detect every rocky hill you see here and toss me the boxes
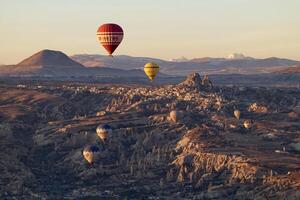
[0,50,87,76]
[17,49,85,68]
[0,73,300,199]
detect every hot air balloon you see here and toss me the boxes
[83,145,100,164]
[234,109,241,120]
[144,62,159,81]
[170,110,180,123]
[96,23,124,56]
[96,124,112,142]
[243,119,253,129]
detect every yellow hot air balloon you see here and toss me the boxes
[234,109,241,120]
[144,62,159,81]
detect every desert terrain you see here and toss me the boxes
[1,73,300,199]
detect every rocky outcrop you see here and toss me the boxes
[179,73,202,88]
[171,130,265,189]
[178,73,213,91]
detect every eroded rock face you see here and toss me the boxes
[0,74,300,199]
[179,73,213,91]
[179,72,202,89]
[248,103,268,113]
[202,75,213,89]
[171,129,264,189]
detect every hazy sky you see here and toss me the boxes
[1,0,300,64]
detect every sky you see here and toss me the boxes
[0,0,300,64]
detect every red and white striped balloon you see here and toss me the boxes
[96,23,124,56]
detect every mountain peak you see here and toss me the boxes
[17,49,84,67]
[170,56,189,62]
[226,53,253,60]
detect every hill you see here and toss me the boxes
[0,50,153,78]
[17,49,84,68]
[0,50,87,76]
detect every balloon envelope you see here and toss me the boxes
[234,110,241,119]
[144,62,159,81]
[96,124,112,142]
[170,110,180,123]
[96,23,124,56]
[243,120,253,129]
[83,145,100,164]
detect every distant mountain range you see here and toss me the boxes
[72,54,300,75]
[0,50,299,79]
